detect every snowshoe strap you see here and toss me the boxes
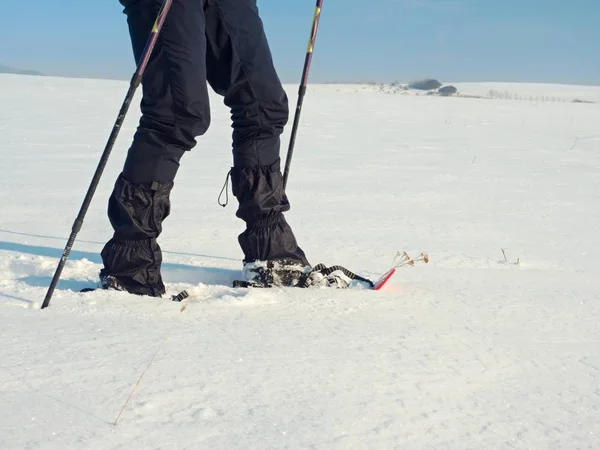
[172,290,189,302]
[306,263,374,288]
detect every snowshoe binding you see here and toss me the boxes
[232,261,374,289]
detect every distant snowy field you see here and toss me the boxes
[351,80,600,104]
[451,81,600,102]
[1,74,599,449]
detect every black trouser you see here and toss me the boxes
[101,0,308,295]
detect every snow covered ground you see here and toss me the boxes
[450,82,600,103]
[363,80,600,104]
[1,74,600,449]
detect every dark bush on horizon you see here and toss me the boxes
[408,78,442,90]
[438,85,458,96]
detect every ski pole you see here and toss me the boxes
[282,0,324,190]
[41,0,174,309]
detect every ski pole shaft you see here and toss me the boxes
[283,0,324,190]
[41,0,174,309]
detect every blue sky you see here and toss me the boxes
[0,0,598,85]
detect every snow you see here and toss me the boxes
[1,73,600,449]
[450,82,600,103]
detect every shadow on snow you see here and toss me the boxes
[0,241,241,294]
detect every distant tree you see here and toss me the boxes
[408,78,442,91]
[438,85,458,96]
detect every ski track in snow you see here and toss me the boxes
[1,74,600,449]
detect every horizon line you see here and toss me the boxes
[1,71,600,88]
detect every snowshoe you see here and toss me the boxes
[232,261,374,289]
[80,274,164,297]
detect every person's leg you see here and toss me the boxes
[100,0,210,296]
[204,0,310,286]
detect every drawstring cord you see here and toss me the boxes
[218,169,231,207]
